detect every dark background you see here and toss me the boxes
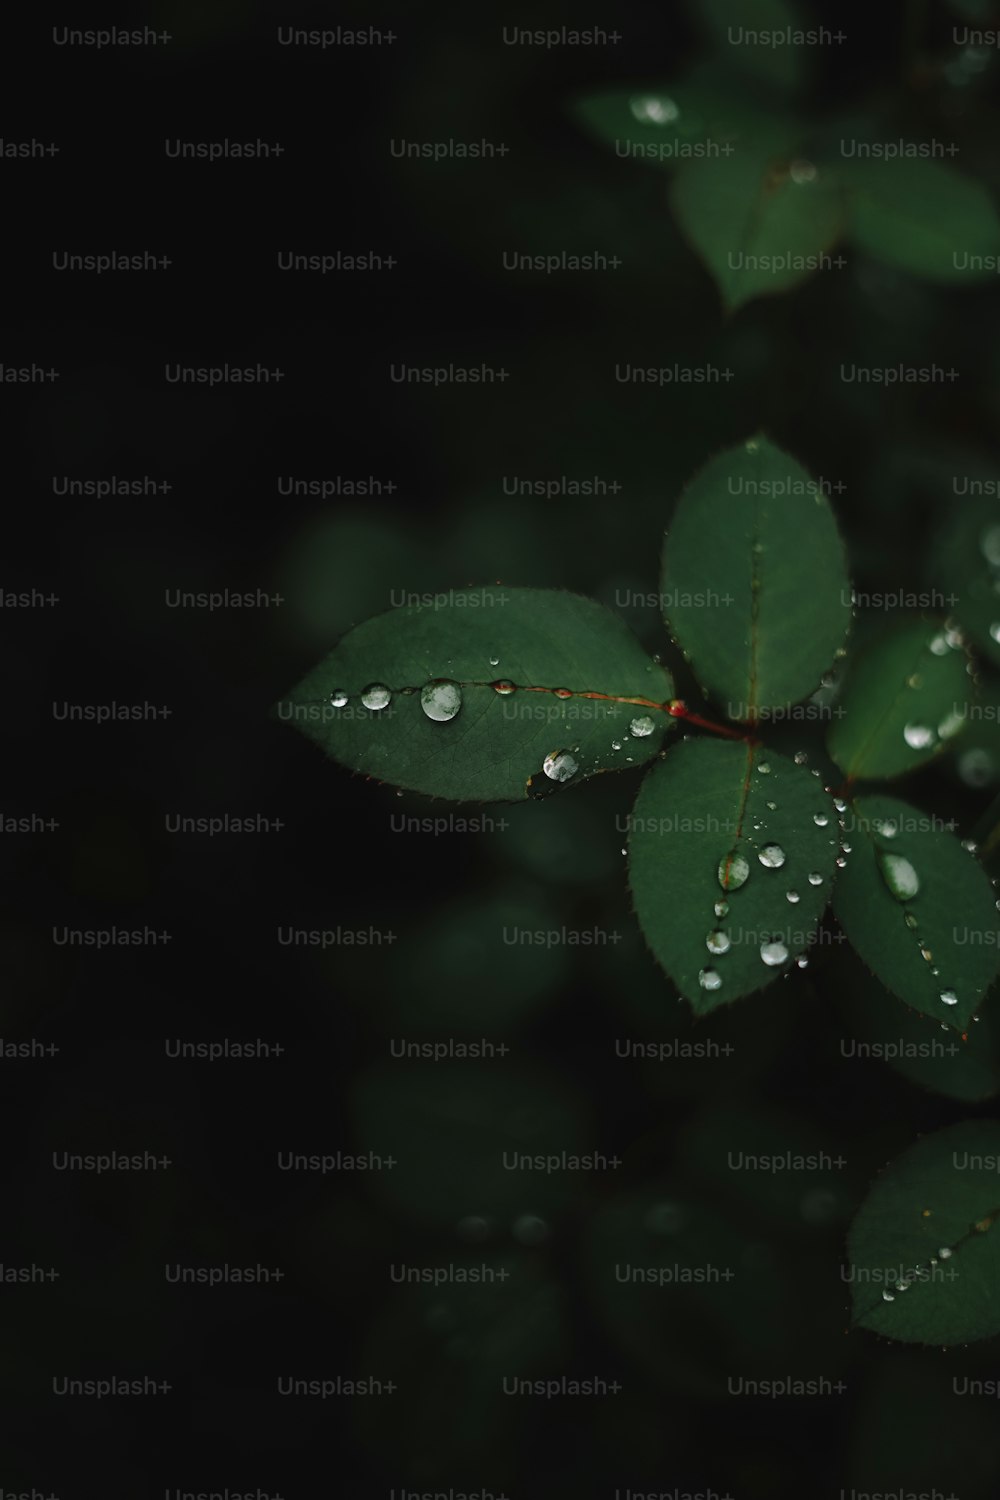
[5,0,1000,1495]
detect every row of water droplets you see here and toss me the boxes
[699,752,846,991]
[881,1238,954,1303]
[328,673,656,785]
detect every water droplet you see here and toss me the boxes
[877,819,898,839]
[761,939,789,967]
[904,723,935,750]
[718,852,750,890]
[938,708,965,740]
[766,800,777,811]
[904,911,919,930]
[834,797,847,813]
[758,762,771,774]
[492,680,516,695]
[554,687,573,700]
[895,1279,911,1293]
[699,968,722,991]
[907,673,923,689]
[938,1246,953,1260]
[814,812,830,827]
[882,1288,895,1302]
[961,838,978,853]
[790,158,818,184]
[630,715,655,738]
[940,990,959,1006]
[796,955,810,969]
[706,930,731,955]
[794,750,809,765]
[920,946,933,963]
[981,523,1000,565]
[807,872,823,886]
[329,690,348,708]
[841,842,852,854]
[758,844,786,869]
[959,748,994,788]
[929,632,950,656]
[611,739,622,752]
[629,94,679,125]
[543,750,578,782]
[714,900,729,918]
[835,856,847,868]
[489,655,500,667]
[786,890,800,904]
[877,851,920,901]
[361,683,391,711]
[420,679,463,722]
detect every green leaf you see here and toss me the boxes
[686,0,806,93]
[661,436,851,716]
[827,617,972,781]
[834,950,1000,1103]
[843,156,1000,282]
[931,495,1000,668]
[627,738,838,1011]
[833,794,1000,1030]
[670,151,845,311]
[279,587,673,802]
[847,1120,1000,1344]
[571,75,796,169]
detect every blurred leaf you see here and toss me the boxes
[843,156,1000,282]
[572,74,796,166]
[670,151,845,311]
[827,617,972,780]
[833,794,1000,1029]
[931,494,1000,668]
[661,436,851,713]
[847,1120,1000,1344]
[628,739,838,1010]
[280,588,673,801]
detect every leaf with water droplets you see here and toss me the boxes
[628,739,838,1012]
[847,1121,1000,1344]
[661,437,851,717]
[842,156,1000,283]
[279,588,674,801]
[827,618,971,781]
[670,149,845,312]
[833,794,1000,1030]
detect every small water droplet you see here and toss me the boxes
[361,683,391,711]
[330,689,348,708]
[940,990,959,1006]
[758,762,771,774]
[629,94,679,125]
[761,939,789,967]
[835,855,847,867]
[758,844,786,869]
[706,930,731,955]
[714,900,729,918]
[938,1247,953,1260]
[807,872,823,886]
[929,632,950,656]
[796,955,809,969]
[699,968,722,991]
[877,851,921,901]
[961,838,978,853]
[492,680,516,695]
[421,679,463,723]
[920,946,933,963]
[841,842,852,854]
[766,800,777,811]
[718,852,750,890]
[907,672,923,689]
[630,715,655,738]
[904,723,935,750]
[814,812,830,827]
[790,158,818,184]
[543,750,578,783]
[882,1288,895,1302]
[489,655,500,667]
[786,890,800,904]
[834,797,848,813]
[904,911,919,930]
[553,687,573,700]
[895,1279,911,1293]
[794,750,809,765]
[877,819,898,839]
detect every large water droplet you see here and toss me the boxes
[904,723,935,750]
[706,930,731,955]
[761,940,789,967]
[718,852,750,890]
[807,872,823,886]
[421,679,463,722]
[813,812,829,827]
[361,683,391,710]
[630,715,655,738]
[492,680,516,695]
[699,968,722,991]
[940,990,959,1006]
[878,851,920,901]
[543,750,578,783]
[330,690,348,708]
[786,890,800,904]
[758,844,786,868]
